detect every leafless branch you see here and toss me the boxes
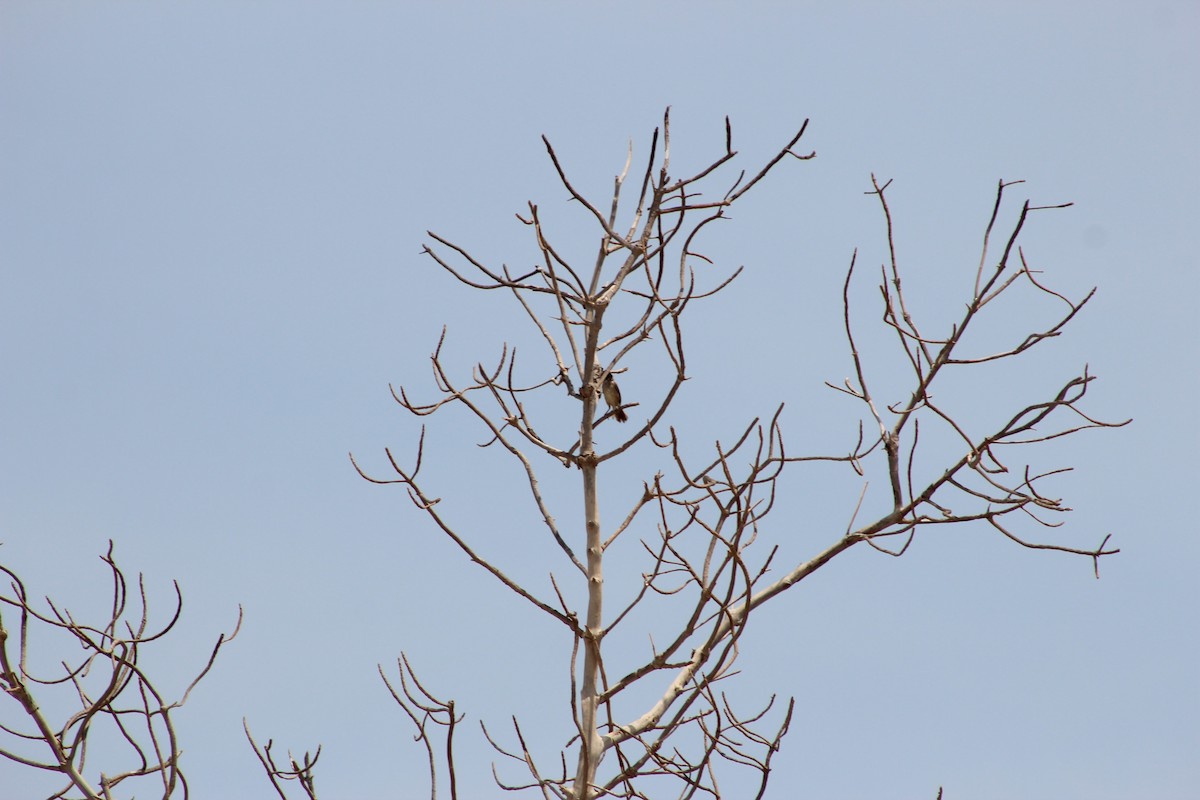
[0,543,239,800]
[245,722,322,800]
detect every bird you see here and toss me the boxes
[602,372,628,423]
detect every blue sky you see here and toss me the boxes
[1,2,1196,798]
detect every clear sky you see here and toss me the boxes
[1,2,1196,798]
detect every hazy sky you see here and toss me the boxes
[2,3,1197,799]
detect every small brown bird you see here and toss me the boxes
[602,372,628,423]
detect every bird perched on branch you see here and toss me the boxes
[602,372,628,423]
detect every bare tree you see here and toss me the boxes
[0,113,1127,800]
[334,110,1129,799]
[0,541,240,800]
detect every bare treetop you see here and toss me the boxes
[342,110,1125,799]
[0,105,1135,799]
